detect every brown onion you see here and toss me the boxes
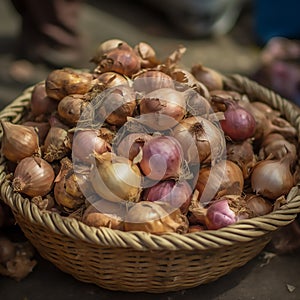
[115,132,152,161]
[139,88,186,130]
[140,135,184,181]
[172,116,226,165]
[132,70,174,94]
[124,201,189,234]
[57,94,87,126]
[54,159,85,210]
[196,160,244,205]
[82,199,127,230]
[244,194,273,216]
[30,82,58,116]
[12,156,55,197]
[1,121,40,163]
[142,179,192,214]
[96,71,131,89]
[251,155,295,200]
[43,127,72,162]
[191,64,223,91]
[226,140,256,179]
[97,43,141,77]
[45,68,94,101]
[98,85,137,126]
[22,121,50,145]
[133,42,159,68]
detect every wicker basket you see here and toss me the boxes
[1,75,300,293]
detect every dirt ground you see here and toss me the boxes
[0,1,300,299]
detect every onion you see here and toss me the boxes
[214,98,256,141]
[251,155,295,200]
[195,160,244,205]
[72,129,111,164]
[12,156,55,197]
[244,194,273,216]
[139,88,186,130]
[172,116,226,165]
[90,152,142,203]
[205,195,250,230]
[226,140,256,178]
[124,201,189,234]
[133,70,174,93]
[82,198,127,230]
[115,132,152,161]
[30,82,58,117]
[98,85,137,126]
[139,135,184,181]
[191,64,223,91]
[142,179,192,214]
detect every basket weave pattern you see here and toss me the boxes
[1,75,300,293]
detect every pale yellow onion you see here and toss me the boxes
[90,152,142,203]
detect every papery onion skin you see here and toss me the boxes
[12,156,55,197]
[142,180,192,214]
[140,136,184,181]
[1,121,40,163]
[251,157,295,200]
[139,88,186,130]
[196,160,244,204]
[244,194,273,216]
[115,132,152,161]
[45,68,94,101]
[91,152,142,203]
[82,199,127,230]
[72,129,111,164]
[172,116,226,165]
[124,201,189,234]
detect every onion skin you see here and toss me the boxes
[12,156,55,197]
[244,194,273,216]
[142,180,192,214]
[82,199,127,230]
[91,152,142,203]
[196,160,244,204]
[124,201,189,234]
[251,156,295,200]
[1,121,40,163]
[140,136,184,181]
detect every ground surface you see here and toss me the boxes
[0,1,300,299]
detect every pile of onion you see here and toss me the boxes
[1,38,298,236]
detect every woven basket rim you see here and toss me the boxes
[1,74,300,251]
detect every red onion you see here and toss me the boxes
[142,180,192,214]
[216,98,256,141]
[139,136,184,181]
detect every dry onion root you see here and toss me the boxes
[1,38,298,235]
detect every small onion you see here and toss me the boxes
[196,160,244,204]
[1,121,40,163]
[124,201,189,234]
[90,152,142,203]
[133,42,159,68]
[172,116,226,165]
[12,156,55,197]
[132,70,174,94]
[96,71,131,89]
[115,132,152,161]
[98,85,137,126]
[72,129,111,164]
[191,64,223,91]
[82,199,127,230]
[45,68,94,101]
[30,82,58,116]
[251,156,295,200]
[216,98,256,142]
[140,136,184,181]
[244,194,273,216]
[142,179,192,214]
[139,88,186,130]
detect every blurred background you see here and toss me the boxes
[0,0,261,109]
